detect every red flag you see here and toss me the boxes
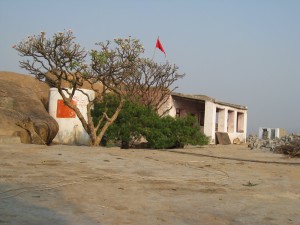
[156,38,166,56]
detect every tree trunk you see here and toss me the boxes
[90,98,125,146]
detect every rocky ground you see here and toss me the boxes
[0,143,300,225]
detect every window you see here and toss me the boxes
[236,112,244,133]
[227,110,234,133]
[215,108,221,131]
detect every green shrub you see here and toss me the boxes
[142,115,209,149]
[92,95,155,148]
[92,95,209,149]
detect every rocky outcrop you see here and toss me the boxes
[0,71,58,144]
[247,134,300,157]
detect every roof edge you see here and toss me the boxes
[171,92,248,110]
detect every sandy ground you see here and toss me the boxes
[0,143,300,225]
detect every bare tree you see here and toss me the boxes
[14,31,184,146]
[123,58,185,115]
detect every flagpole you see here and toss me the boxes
[151,47,156,61]
[152,36,159,60]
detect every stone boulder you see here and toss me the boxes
[0,71,58,144]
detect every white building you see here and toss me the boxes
[48,88,95,145]
[161,92,248,144]
[258,127,286,140]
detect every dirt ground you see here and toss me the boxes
[0,143,300,225]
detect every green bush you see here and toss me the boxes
[106,99,156,148]
[92,95,155,148]
[143,115,209,149]
[92,95,209,149]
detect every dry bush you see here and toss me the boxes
[274,139,300,158]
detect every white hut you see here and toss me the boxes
[49,88,95,145]
[258,127,286,140]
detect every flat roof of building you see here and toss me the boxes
[171,92,248,110]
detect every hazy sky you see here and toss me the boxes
[1,0,299,134]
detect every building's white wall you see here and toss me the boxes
[157,95,175,116]
[49,88,95,145]
[232,111,237,133]
[164,95,176,117]
[204,101,216,143]
[275,128,280,138]
[258,127,284,140]
[243,112,248,138]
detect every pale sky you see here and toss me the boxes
[1,0,299,134]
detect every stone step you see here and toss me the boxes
[0,135,21,144]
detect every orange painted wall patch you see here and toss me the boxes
[56,100,77,118]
